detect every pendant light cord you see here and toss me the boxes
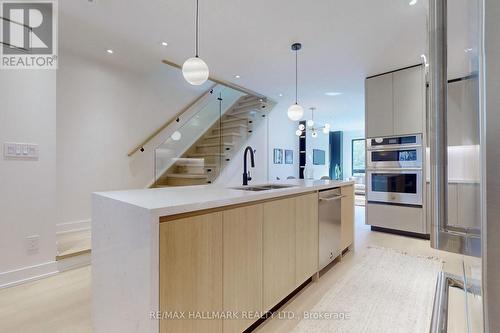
[295,49,298,104]
[195,0,199,57]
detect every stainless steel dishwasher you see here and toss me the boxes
[318,187,343,270]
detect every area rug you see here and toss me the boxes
[291,247,443,333]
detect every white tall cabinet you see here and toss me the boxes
[365,64,427,236]
[365,65,426,138]
[365,73,393,137]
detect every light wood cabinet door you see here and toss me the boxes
[393,66,424,135]
[365,73,394,138]
[223,205,263,333]
[159,213,223,333]
[263,197,296,311]
[295,193,318,287]
[341,185,355,251]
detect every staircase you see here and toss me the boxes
[154,94,269,186]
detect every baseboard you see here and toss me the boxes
[0,261,58,289]
[56,219,91,234]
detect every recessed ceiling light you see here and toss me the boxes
[106,49,114,54]
[234,75,240,79]
[161,41,168,47]
[278,93,283,97]
[409,0,418,5]
[325,92,342,96]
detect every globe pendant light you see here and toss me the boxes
[182,0,209,85]
[287,43,304,121]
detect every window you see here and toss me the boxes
[352,139,365,175]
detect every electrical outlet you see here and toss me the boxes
[26,235,40,254]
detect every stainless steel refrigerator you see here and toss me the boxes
[428,0,499,331]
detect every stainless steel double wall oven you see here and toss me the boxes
[366,134,423,206]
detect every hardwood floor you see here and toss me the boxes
[0,207,475,333]
[254,207,469,333]
[0,265,91,333]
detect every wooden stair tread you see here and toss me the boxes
[229,109,264,117]
[167,173,207,179]
[188,153,228,157]
[241,95,260,101]
[172,157,204,163]
[234,100,262,108]
[56,248,91,261]
[174,162,218,167]
[56,229,91,261]
[196,142,235,147]
[222,118,250,123]
[204,133,242,139]
[213,124,248,130]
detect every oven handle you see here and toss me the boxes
[366,168,423,172]
[367,144,423,151]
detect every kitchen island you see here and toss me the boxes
[91,179,354,333]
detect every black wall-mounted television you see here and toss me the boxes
[313,149,326,165]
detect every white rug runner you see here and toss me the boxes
[292,247,443,333]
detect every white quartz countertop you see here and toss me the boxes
[94,179,354,217]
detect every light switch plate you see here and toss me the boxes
[3,142,39,160]
[26,235,40,254]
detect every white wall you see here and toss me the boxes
[56,49,208,229]
[0,71,57,287]
[306,129,330,179]
[267,103,299,181]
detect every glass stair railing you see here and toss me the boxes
[153,84,271,187]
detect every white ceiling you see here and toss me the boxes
[60,0,433,131]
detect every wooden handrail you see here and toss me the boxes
[127,83,216,156]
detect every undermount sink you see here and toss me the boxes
[258,184,297,190]
[231,184,297,191]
